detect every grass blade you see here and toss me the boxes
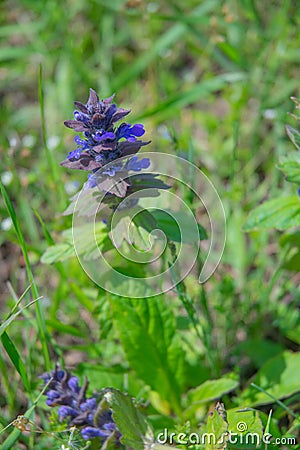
[0,181,51,370]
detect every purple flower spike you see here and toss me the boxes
[62,89,151,190]
[40,365,120,445]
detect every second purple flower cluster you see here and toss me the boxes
[40,366,120,444]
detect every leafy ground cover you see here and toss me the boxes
[0,0,300,449]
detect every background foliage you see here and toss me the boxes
[1,0,300,449]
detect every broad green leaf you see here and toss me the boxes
[41,243,76,263]
[243,196,300,231]
[41,222,111,263]
[104,388,153,450]
[151,209,208,242]
[186,379,239,417]
[187,379,239,405]
[277,152,300,184]
[241,351,300,406]
[286,125,300,151]
[110,297,185,415]
[227,408,263,449]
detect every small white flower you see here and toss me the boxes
[47,135,60,150]
[1,217,13,231]
[263,109,277,120]
[1,171,13,185]
[22,135,35,147]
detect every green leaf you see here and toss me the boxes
[243,196,300,231]
[277,150,300,184]
[241,351,300,406]
[104,388,153,450]
[187,378,239,405]
[205,405,228,450]
[227,408,263,449]
[151,209,208,242]
[286,125,300,151]
[41,222,111,263]
[41,243,76,263]
[110,297,185,415]
[45,319,83,337]
[1,332,30,392]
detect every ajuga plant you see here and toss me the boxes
[38,366,172,450]
[41,89,171,265]
[61,89,169,211]
[40,366,120,445]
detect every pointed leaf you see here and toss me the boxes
[205,406,228,450]
[73,101,89,113]
[118,140,151,157]
[87,88,99,107]
[110,297,185,414]
[1,332,30,391]
[241,351,300,406]
[60,153,101,171]
[41,243,75,263]
[104,388,153,450]
[243,196,300,231]
[187,378,239,405]
[64,120,88,132]
[112,108,131,122]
